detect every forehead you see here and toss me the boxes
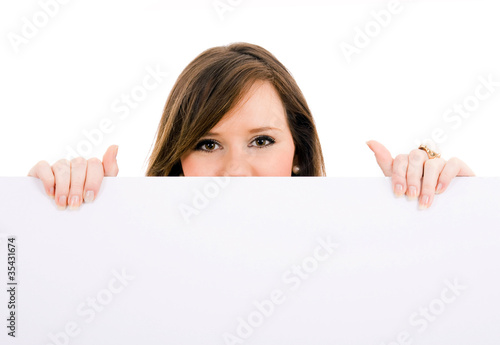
[209,80,287,133]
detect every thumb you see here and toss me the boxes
[366,140,393,177]
[103,145,119,176]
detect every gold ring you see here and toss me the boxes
[419,145,441,159]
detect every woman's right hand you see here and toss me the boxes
[28,145,119,210]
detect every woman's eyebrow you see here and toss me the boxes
[248,126,282,134]
[204,127,281,137]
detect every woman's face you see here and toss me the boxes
[180,80,296,176]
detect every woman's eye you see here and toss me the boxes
[250,136,275,148]
[194,140,220,152]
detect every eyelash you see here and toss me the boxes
[194,135,276,153]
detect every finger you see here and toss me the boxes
[68,157,88,210]
[391,154,409,197]
[406,149,428,200]
[436,157,475,194]
[103,145,119,177]
[366,140,393,177]
[83,158,105,203]
[419,158,446,209]
[28,160,55,198]
[51,159,71,210]
[455,159,475,176]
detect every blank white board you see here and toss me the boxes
[0,177,499,345]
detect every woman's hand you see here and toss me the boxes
[27,145,119,210]
[366,140,474,209]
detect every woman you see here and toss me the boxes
[28,42,474,210]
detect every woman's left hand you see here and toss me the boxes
[366,140,475,209]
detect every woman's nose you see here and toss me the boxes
[219,150,254,177]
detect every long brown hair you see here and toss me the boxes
[146,42,325,176]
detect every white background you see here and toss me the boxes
[1,0,499,177]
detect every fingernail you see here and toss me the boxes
[394,184,404,197]
[84,190,94,203]
[419,195,430,210]
[115,146,119,159]
[49,187,55,199]
[408,186,417,200]
[436,183,443,194]
[69,196,80,210]
[57,195,67,210]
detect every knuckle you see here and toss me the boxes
[439,169,453,181]
[43,173,55,184]
[420,180,433,189]
[87,157,101,165]
[423,158,437,170]
[52,160,70,175]
[69,182,84,192]
[447,157,462,166]
[36,160,50,168]
[71,157,87,166]
[393,166,406,179]
[29,161,49,177]
[394,154,408,164]
[87,174,103,185]
[52,164,70,177]
[54,158,70,167]
[421,186,435,195]
[409,149,425,162]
